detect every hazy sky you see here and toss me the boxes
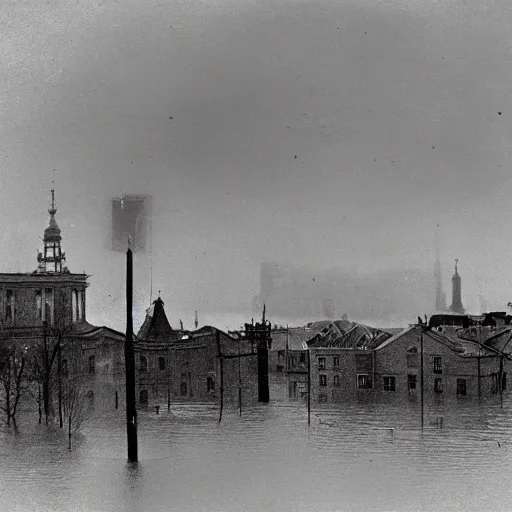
[2,0,512,330]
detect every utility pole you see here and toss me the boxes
[307,348,311,426]
[125,243,138,462]
[245,307,271,403]
[420,328,424,430]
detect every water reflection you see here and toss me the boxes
[1,400,512,511]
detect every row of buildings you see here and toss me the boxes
[0,190,510,420]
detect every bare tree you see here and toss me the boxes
[29,322,72,425]
[0,343,28,427]
[62,380,91,450]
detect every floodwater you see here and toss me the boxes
[1,398,512,512]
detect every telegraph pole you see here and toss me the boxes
[125,242,138,462]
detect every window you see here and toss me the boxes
[72,289,84,322]
[140,356,148,373]
[319,374,327,387]
[180,381,187,396]
[408,374,417,391]
[277,350,285,363]
[88,355,96,374]
[357,374,372,389]
[5,290,14,323]
[434,378,443,394]
[333,375,340,387]
[299,352,306,364]
[207,376,215,393]
[456,379,467,396]
[36,290,42,320]
[318,357,326,370]
[140,389,148,404]
[158,357,165,370]
[383,376,396,392]
[62,359,68,377]
[318,393,328,403]
[433,356,443,374]
[44,288,53,324]
[333,356,340,368]
[491,372,507,394]
[407,347,419,368]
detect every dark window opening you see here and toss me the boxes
[158,357,165,370]
[140,356,148,373]
[383,376,396,392]
[5,290,14,323]
[456,379,467,396]
[333,356,340,368]
[140,389,148,404]
[180,382,187,396]
[88,355,96,374]
[434,378,443,394]
[319,374,327,387]
[408,374,417,391]
[333,375,340,387]
[318,357,326,370]
[433,356,443,374]
[357,374,372,389]
[207,376,215,393]
[299,353,306,364]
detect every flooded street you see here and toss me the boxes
[1,399,511,512]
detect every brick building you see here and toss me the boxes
[135,297,260,407]
[0,188,125,416]
[308,320,508,405]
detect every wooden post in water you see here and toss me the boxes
[238,336,242,417]
[420,329,424,430]
[125,244,138,462]
[477,349,481,400]
[115,391,118,410]
[58,341,63,429]
[217,330,224,424]
[307,348,311,426]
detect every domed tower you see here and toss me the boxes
[36,186,67,274]
[449,259,465,314]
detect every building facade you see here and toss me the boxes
[0,189,125,417]
[135,297,261,408]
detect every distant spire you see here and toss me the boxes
[450,258,464,314]
[434,224,446,312]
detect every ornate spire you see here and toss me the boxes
[36,184,67,273]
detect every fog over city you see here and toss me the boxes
[2,0,512,332]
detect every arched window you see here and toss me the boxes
[158,357,166,371]
[140,356,148,373]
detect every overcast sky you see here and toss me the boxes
[2,0,512,330]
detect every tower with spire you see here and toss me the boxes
[434,225,447,312]
[36,185,67,274]
[449,259,465,314]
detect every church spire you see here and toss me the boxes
[434,224,446,312]
[36,184,67,273]
[449,258,464,314]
